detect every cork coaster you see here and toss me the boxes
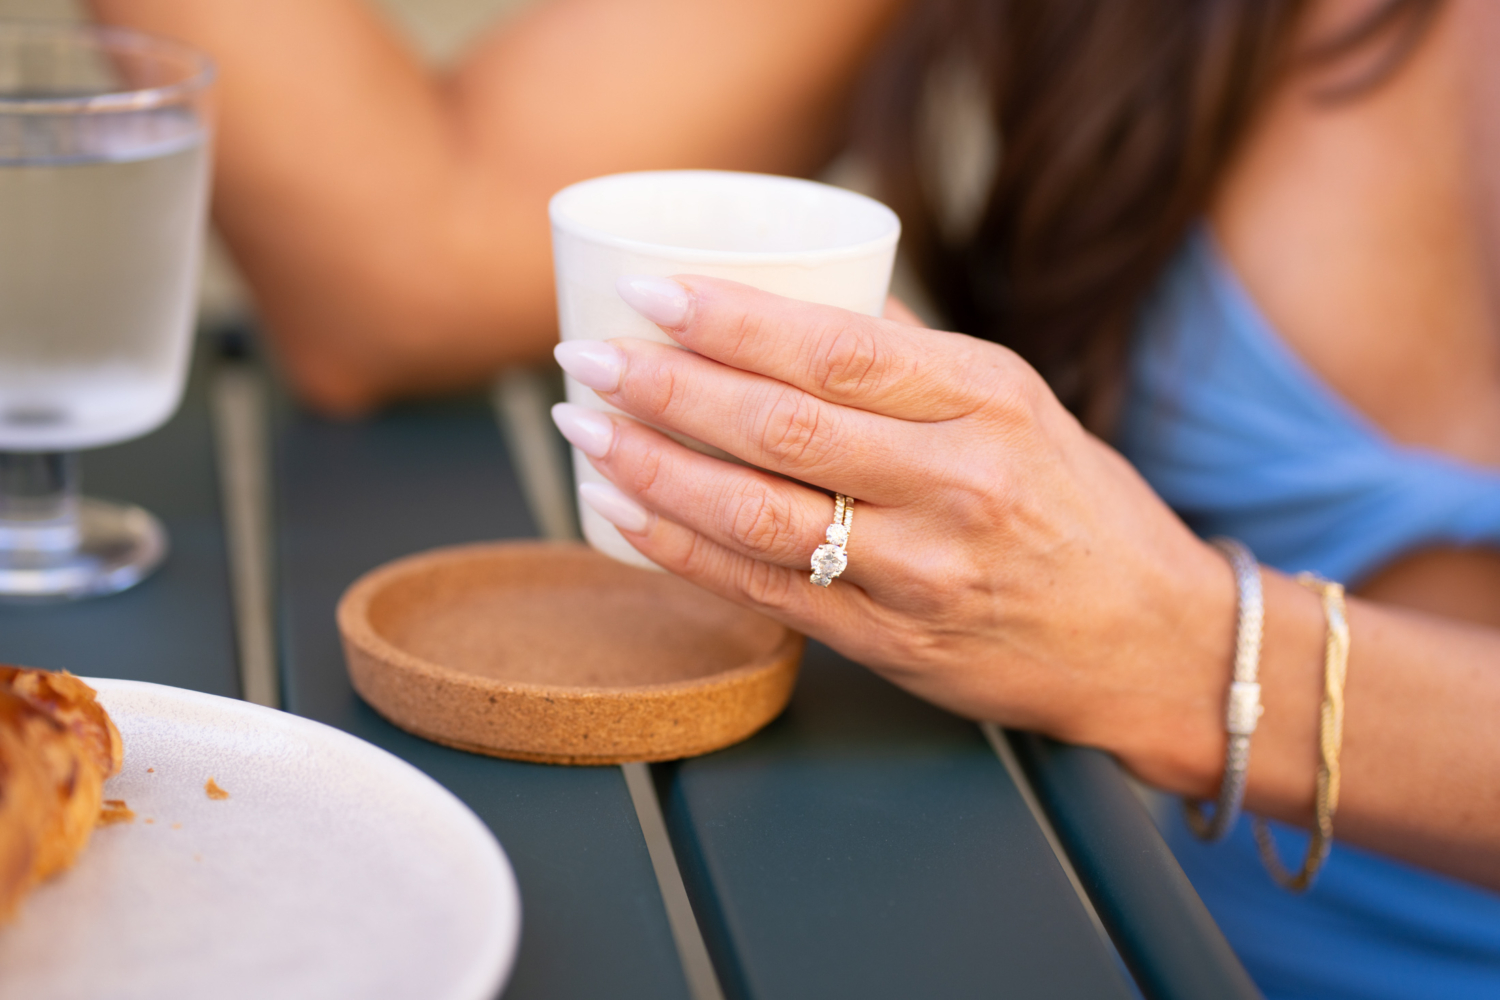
[337,541,803,765]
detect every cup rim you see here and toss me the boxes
[0,22,215,115]
[549,169,901,264]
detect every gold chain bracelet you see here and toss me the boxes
[1253,572,1350,892]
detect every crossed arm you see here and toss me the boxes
[87,0,906,413]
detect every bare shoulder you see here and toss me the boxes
[1211,0,1500,468]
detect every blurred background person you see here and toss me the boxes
[79,0,910,414]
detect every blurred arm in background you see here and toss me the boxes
[87,0,908,413]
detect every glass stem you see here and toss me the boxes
[0,452,81,556]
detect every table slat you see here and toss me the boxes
[659,641,1138,1000]
[1008,735,1260,1000]
[271,395,692,1000]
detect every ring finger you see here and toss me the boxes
[553,402,883,585]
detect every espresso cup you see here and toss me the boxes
[549,169,900,569]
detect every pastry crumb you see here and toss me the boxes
[204,777,229,800]
[98,800,135,825]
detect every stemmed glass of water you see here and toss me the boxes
[0,24,212,599]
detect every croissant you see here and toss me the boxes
[0,668,123,921]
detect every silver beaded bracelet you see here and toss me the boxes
[1183,537,1265,842]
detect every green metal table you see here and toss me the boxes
[0,339,1259,1000]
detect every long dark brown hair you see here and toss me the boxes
[860,0,1441,421]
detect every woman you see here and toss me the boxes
[92,1,1500,996]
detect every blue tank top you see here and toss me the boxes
[1117,228,1500,1000]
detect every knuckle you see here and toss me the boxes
[726,309,768,361]
[737,557,796,611]
[811,318,885,396]
[945,477,1007,531]
[618,438,668,499]
[859,609,950,677]
[637,359,688,423]
[889,626,942,669]
[755,387,837,469]
[676,529,717,580]
[982,353,1048,423]
[725,484,799,557]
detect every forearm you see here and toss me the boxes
[1332,597,1500,885]
[1124,558,1500,889]
[88,0,906,413]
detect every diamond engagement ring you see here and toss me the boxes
[809,494,854,588]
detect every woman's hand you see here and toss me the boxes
[551,274,1500,891]
[551,275,1235,790]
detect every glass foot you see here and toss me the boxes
[0,497,167,600]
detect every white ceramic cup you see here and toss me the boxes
[549,169,901,569]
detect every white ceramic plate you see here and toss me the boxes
[0,679,521,1000]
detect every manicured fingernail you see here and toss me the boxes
[579,481,652,534]
[550,403,614,459]
[554,340,623,392]
[617,275,690,329]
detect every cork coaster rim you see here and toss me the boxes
[365,711,773,766]
[336,540,801,701]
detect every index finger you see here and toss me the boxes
[616,274,1011,420]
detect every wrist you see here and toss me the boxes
[1097,535,1240,798]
